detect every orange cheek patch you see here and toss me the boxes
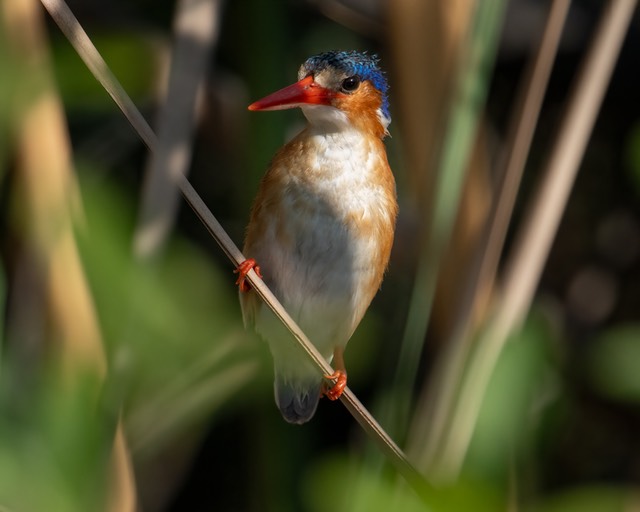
[334,82,386,138]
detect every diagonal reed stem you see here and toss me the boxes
[38,0,432,499]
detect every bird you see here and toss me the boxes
[236,50,398,424]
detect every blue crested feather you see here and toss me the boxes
[303,50,390,121]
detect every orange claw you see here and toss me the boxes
[322,369,347,401]
[234,258,262,292]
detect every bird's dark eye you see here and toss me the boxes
[341,76,360,93]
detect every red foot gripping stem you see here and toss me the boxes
[322,369,347,401]
[234,258,262,292]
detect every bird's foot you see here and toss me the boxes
[322,370,347,401]
[234,258,262,292]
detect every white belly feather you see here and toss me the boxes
[244,127,395,381]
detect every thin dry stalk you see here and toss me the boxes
[134,0,222,260]
[394,0,507,458]
[389,0,472,210]
[408,0,571,473]
[39,0,432,499]
[434,0,637,481]
[384,0,477,442]
[499,0,637,331]
[4,0,136,509]
[480,0,571,298]
[109,422,138,512]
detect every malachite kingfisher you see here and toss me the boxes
[236,50,398,424]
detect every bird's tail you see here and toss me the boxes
[274,373,321,425]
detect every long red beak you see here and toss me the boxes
[248,75,335,111]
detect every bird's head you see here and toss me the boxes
[248,50,390,139]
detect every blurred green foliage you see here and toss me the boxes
[0,171,261,510]
[304,451,503,512]
[52,32,157,111]
[0,364,108,511]
[586,324,640,403]
[466,314,558,482]
[1,1,639,511]
[75,173,260,459]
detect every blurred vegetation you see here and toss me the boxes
[1,0,639,511]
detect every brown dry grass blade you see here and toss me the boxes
[4,0,136,509]
[134,0,222,260]
[430,0,638,482]
[407,0,572,476]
